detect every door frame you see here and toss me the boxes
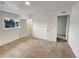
[57,15,70,42]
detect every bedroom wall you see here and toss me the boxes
[27,19,32,35]
[0,11,32,46]
[19,19,32,38]
[68,2,79,57]
[0,11,20,46]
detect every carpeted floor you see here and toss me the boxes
[0,36,75,58]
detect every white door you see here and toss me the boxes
[47,15,57,42]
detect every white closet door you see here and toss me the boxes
[47,15,57,42]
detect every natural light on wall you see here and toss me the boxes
[27,19,32,33]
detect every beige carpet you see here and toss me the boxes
[0,36,75,58]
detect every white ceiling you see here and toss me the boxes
[0,1,77,18]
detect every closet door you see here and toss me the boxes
[47,15,57,42]
[32,15,47,40]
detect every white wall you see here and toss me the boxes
[66,15,70,39]
[0,11,32,46]
[0,11,20,46]
[19,19,32,38]
[27,19,32,35]
[68,2,79,57]
[19,19,27,37]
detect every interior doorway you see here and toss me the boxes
[57,15,70,42]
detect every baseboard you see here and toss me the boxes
[32,37,55,42]
[68,42,76,58]
[0,34,32,46]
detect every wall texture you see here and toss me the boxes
[0,11,32,46]
[19,19,32,38]
[68,2,79,57]
[0,11,20,46]
[27,19,32,35]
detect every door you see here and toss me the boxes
[47,16,57,42]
